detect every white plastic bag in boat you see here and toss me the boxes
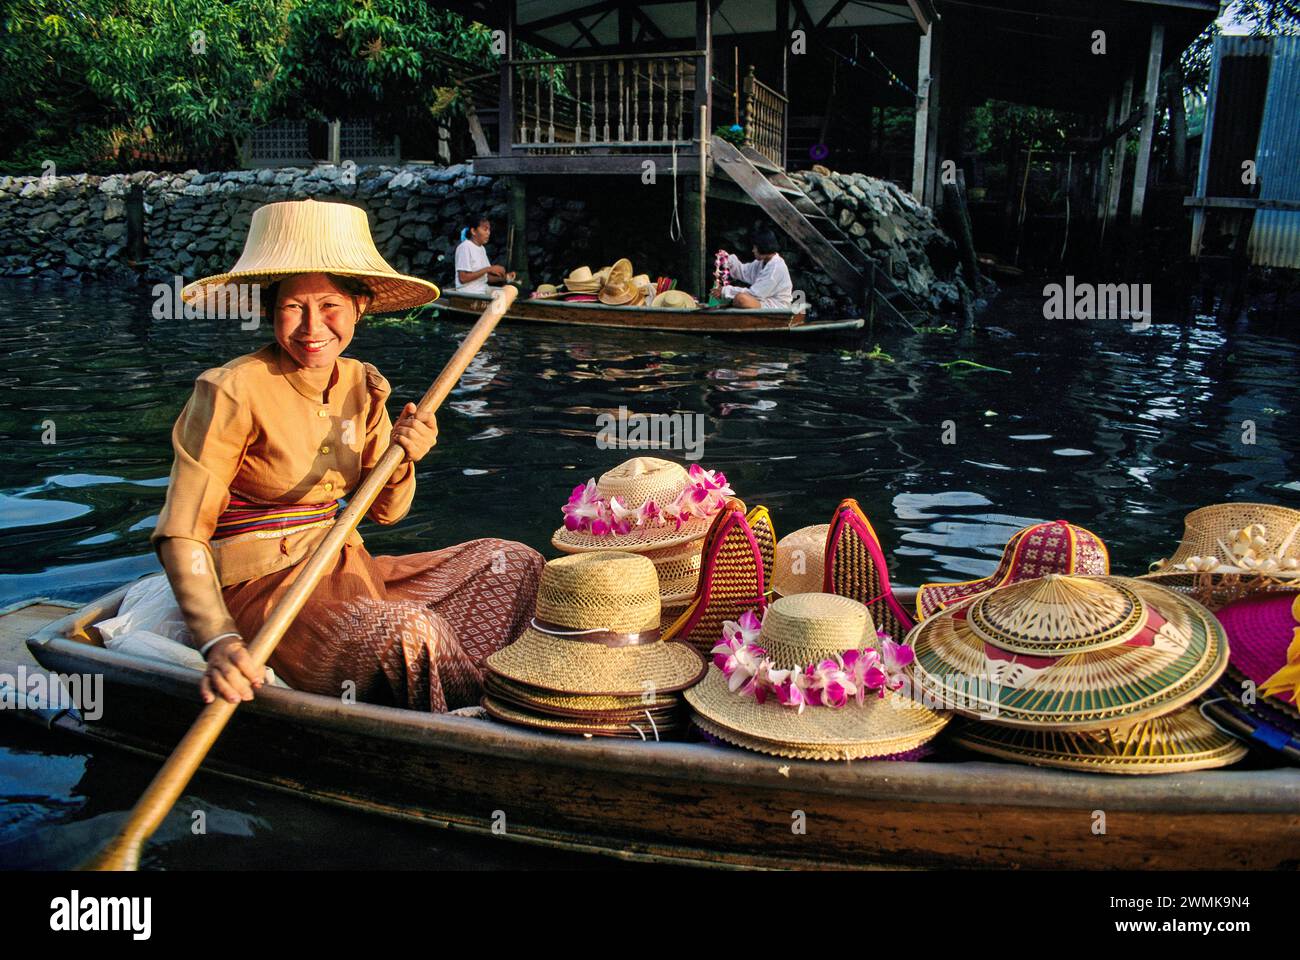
[94,574,288,687]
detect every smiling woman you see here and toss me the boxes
[153,199,543,712]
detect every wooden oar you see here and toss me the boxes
[84,285,518,871]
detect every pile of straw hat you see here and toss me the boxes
[685,592,949,760]
[553,457,731,621]
[483,552,704,738]
[909,573,1245,773]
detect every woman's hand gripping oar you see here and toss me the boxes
[84,286,517,871]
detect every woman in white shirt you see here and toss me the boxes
[713,226,793,310]
[454,215,514,293]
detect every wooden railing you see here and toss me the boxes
[507,51,703,150]
[743,66,788,169]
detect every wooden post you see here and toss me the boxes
[327,120,341,165]
[924,21,943,207]
[1130,21,1165,222]
[498,2,515,155]
[1096,90,1117,220]
[1107,60,1135,222]
[693,0,712,132]
[507,177,529,289]
[911,27,932,201]
[687,0,711,297]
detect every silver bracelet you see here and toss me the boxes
[200,632,242,658]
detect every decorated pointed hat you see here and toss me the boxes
[485,551,704,697]
[916,519,1109,621]
[950,704,1248,774]
[684,593,949,761]
[908,574,1228,731]
[552,457,735,553]
[180,199,440,314]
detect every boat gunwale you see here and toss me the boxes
[25,596,1300,816]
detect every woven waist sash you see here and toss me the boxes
[213,495,340,541]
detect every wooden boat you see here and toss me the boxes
[4,588,1299,870]
[436,290,865,336]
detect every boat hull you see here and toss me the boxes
[436,291,864,336]
[21,593,1300,870]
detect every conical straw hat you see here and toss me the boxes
[684,593,949,758]
[772,524,829,597]
[951,705,1248,774]
[552,457,725,553]
[485,551,704,696]
[908,575,1229,731]
[180,199,439,314]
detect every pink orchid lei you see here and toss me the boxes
[711,609,916,714]
[714,249,731,289]
[561,463,734,537]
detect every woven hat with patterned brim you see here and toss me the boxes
[482,696,683,739]
[552,457,734,553]
[916,519,1110,621]
[180,199,440,314]
[684,593,949,761]
[651,289,699,309]
[485,551,704,696]
[950,704,1248,775]
[908,574,1228,731]
[532,283,561,299]
[773,524,829,597]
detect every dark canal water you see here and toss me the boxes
[1,278,1297,867]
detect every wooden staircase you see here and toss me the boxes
[710,136,927,328]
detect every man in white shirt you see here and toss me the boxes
[454,216,514,293]
[714,226,793,309]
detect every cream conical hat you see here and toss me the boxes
[908,575,1229,731]
[180,199,439,314]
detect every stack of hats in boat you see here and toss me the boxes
[558,259,686,307]
[684,591,949,760]
[482,551,705,738]
[552,456,737,625]
[908,568,1246,774]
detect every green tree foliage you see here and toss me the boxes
[2,0,292,172]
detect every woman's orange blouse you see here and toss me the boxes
[152,343,415,586]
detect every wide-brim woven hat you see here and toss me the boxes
[482,696,682,739]
[1212,591,1300,710]
[916,519,1110,620]
[773,524,829,597]
[651,289,698,309]
[684,593,949,759]
[644,539,705,605]
[1144,503,1300,580]
[485,551,704,696]
[483,670,679,718]
[563,265,598,291]
[552,457,725,553]
[180,199,440,314]
[908,574,1228,731]
[950,705,1248,774]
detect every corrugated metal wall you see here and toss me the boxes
[1251,35,1300,269]
[1192,35,1300,268]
